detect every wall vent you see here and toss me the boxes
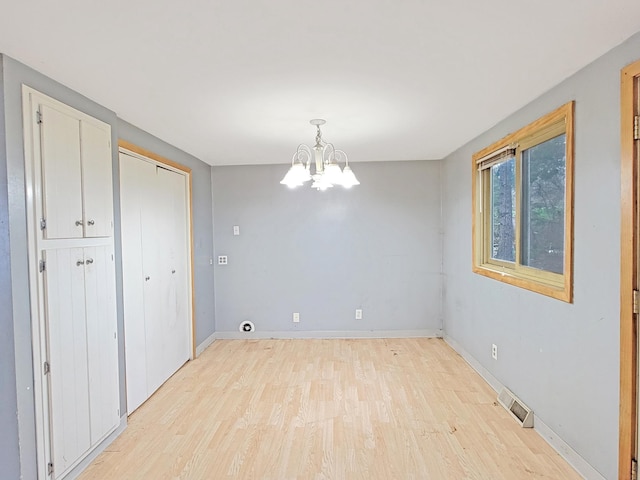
[497,388,533,428]
[239,320,255,333]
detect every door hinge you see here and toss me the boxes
[40,218,46,230]
[36,110,43,125]
[634,115,639,141]
[632,458,638,480]
[43,361,50,375]
[47,462,54,475]
[39,259,46,273]
[634,290,639,315]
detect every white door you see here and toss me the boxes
[80,122,113,238]
[40,104,83,239]
[84,245,120,444]
[44,247,92,477]
[145,167,190,394]
[120,154,154,413]
[120,152,192,414]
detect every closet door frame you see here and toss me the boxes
[118,140,196,361]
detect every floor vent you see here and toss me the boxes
[497,388,533,428]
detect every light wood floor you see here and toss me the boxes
[79,338,581,479]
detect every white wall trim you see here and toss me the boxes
[196,332,216,356]
[443,335,605,480]
[214,329,442,340]
[534,416,605,480]
[64,415,127,480]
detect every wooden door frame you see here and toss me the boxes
[620,59,640,480]
[118,140,197,359]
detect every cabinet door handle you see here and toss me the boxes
[87,219,95,226]
[172,269,176,274]
[76,260,85,266]
[75,220,84,226]
[145,276,150,281]
[85,258,94,265]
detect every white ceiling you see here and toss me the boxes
[1,1,639,166]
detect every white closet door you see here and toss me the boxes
[84,245,120,444]
[80,122,113,238]
[120,153,154,414]
[44,248,91,476]
[151,167,190,389]
[40,105,83,239]
[120,153,191,414]
[140,165,169,396]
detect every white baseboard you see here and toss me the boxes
[195,331,216,356]
[443,335,604,480]
[65,414,127,480]
[535,416,605,480]
[213,329,442,340]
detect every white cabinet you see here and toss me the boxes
[22,87,121,480]
[120,151,191,414]
[44,246,119,478]
[40,103,113,239]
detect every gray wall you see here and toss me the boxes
[118,120,216,345]
[212,161,442,335]
[442,32,640,479]
[0,55,21,480]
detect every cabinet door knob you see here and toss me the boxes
[76,260,85,266]
[75,220,84,226]
[172,269,176,274]
[85,258,94,265]
[87,219,95,226]
[145,276,150,281]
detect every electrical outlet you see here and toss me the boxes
[355,309,363,320]
[218,255,228,265]
[293,312,300,323]
[491,344,498,360]
[233,225,240,236]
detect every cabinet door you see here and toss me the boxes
[44,248,91,476]
[84,246,120,444]
[81,122,113,237]
[40,105,83,239]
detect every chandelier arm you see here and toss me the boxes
[323,143,336,164]
[295,144,313,166]
[334,149,349,166]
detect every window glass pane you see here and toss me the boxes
[521,134,566,274]
[490,158,515,262]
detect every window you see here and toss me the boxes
[472,102,574,302]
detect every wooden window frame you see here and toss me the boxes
[619,59,640,480]
[472,102,575,302]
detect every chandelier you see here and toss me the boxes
[280,119,360,190]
